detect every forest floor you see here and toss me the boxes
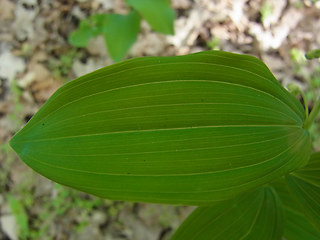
[0,0,320,239]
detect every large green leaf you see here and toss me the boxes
[126,0,175,34]
[272,176,320,239]
[171,186,283,240]
[286,152,320,230]
[10,51,311,205]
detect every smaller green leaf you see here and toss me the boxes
[68,27,93,47]
[286,152,320,230]
[283,208,320,240]
[87,14,110,36]
[305,49,320,60]
[103,11,141,62]
[126,0,175,35]
[68,15,108,47]
[286,153,320,225]
[171,186,283,240]
[272,177,320,240]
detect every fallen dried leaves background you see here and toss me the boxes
[0,0,319,239]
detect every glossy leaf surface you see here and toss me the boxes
[10,51,311,205]
[286,152,320,230]
[171,187,283,240]
[126,0,175,34]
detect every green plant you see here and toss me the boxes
[207,36,220,50]
[10,51,320,239]
[290,48,307,71]
[289,47,320,149]
[49,49,80,82]
[8,195,30,240]
[260,2,273,25]
[305,49,320,60]
[69,0,175,62]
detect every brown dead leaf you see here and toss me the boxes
[32,78,61,102]
[28,63,50,83]
[10,159,32,187]
[172,0,192,9]
[114,0,129,14]
[0,126,10,145]
[18,72,36,89]
[0,0,15,21]
[91,0,114,11]
[31,51,48,63]
[130,33,166,56]
[25,52,62,102]
[86,36,107,56]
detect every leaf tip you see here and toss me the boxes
[9,131,26,159]
[9,135,18,154]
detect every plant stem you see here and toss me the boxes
[303,97,320,130]
[301,91,309,119]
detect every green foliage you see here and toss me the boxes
[290,48,307,67]
[125,0,175,34]
[15,182,110,239]
[171,187,283,239]
[103,11,141,62]
[283,209,320,240]
[207,36,220,50]
[289,47,320,149]
[69,15,102,47]
[52,183,104,216]
[304,73,320,103]
[272,173,320,240]
[49,49,79,81]
[8,195,29,240]
[260,2,273,24]
[306,49,320,60]
[9,50,320,239]
[69,0,175,62]
[286,152,320,229]
[10,51,311,205]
